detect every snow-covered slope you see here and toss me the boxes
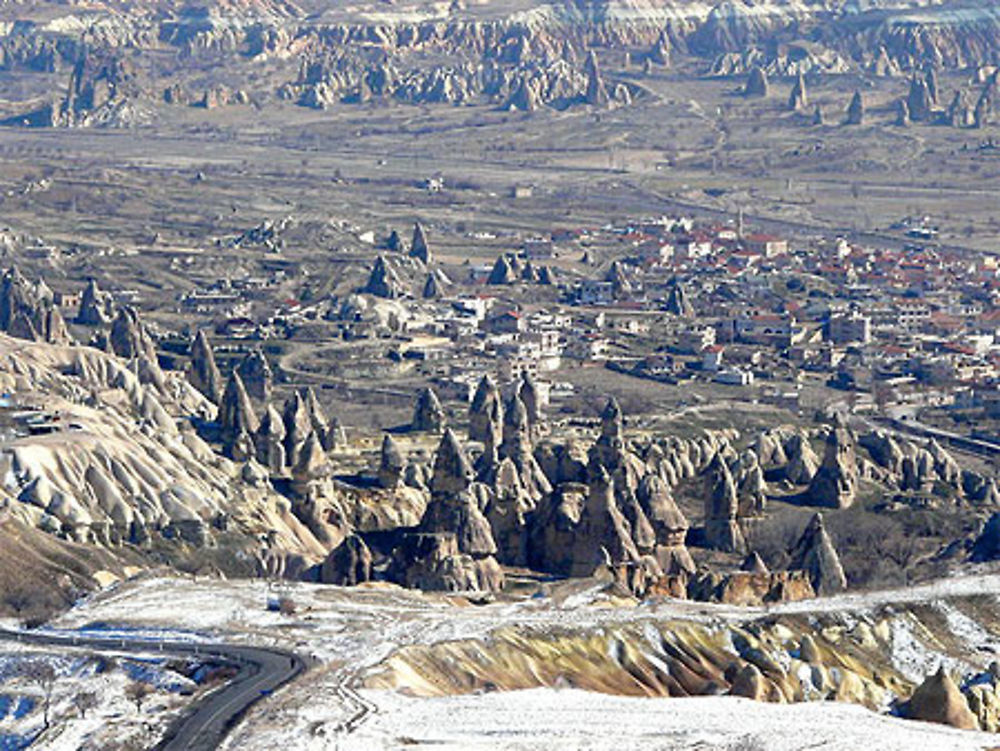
[43,570,1000,748]
[349,688,997,751]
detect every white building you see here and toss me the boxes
[714,368,754,386]
[452,296,492,321]
[702,345,724,372]
[678,326,716,354]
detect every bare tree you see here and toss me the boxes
[20,661,56,728]
[124,681,153,713]
[94,655,118,674]
[3,590,32,616]
[873,381,894,414]
[73,691,98,719]
[745,513,803,570]
[881,527,921,584]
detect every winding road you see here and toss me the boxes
[0,627,308,751]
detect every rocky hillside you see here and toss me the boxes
[2,0,1000,123]
[0,334,320,563]
[2,263,1000,621]
[50,569,1000,742]
[363,580,1000,733]
[0,272,332,617]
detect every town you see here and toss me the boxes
[52,208,1000,452]
[1,0,1000,748]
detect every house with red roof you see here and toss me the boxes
[745,233,788,257]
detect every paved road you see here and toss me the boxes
[877,414,1000,459]
[0,627,307,751]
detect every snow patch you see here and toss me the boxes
[347,688,997,751]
